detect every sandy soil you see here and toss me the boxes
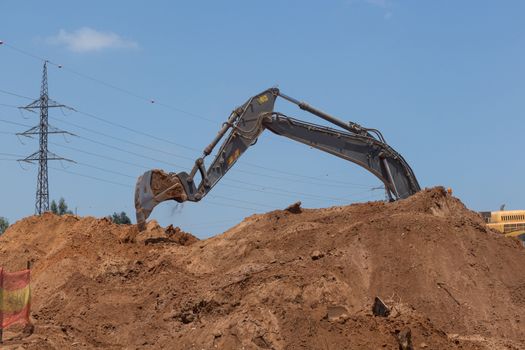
[0,187,524,349]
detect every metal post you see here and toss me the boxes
[26,261,31,330]
[0,267,3,343]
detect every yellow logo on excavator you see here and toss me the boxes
[227,148,241,166]
[257,95,269,105]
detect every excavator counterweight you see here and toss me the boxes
[135,88,421,230]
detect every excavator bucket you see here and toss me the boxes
[134,169,188,231]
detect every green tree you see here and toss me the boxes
[109,211,131,225]
[0,217,9,235]
[50,200,58,214]
[51,198,73,215]
[58,198,71,215]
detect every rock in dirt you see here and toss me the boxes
[311,250,324,260]
[140,222,198,246]
[372,296,391,317]
[180,312,195,324]
[396,328,414,350]
[284,201,302,214]
[326,305,349,322]
[164,224,199,246]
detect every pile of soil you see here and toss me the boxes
[0,187,524,349]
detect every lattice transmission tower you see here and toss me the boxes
[17,61,74,215]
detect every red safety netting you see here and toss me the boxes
[0,268,31,329]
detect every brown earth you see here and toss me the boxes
[149,169,187,203]
[0,187,524,349]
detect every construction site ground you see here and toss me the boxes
[0,187,524,349]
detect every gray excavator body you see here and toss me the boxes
[135,88,421,230]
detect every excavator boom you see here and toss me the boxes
[135,88,420,230]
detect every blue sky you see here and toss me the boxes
[1,0,524,237]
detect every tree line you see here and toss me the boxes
[0,197,132,235]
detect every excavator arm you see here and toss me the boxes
[135,88,420,230]
[265,115,419,199]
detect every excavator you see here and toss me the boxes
[134,88,421,230]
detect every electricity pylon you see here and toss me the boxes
[17,61,74,215]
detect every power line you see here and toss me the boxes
[0,84,203,153]
[3,86,373,188]
[72,162,279,209]
[0,102,21,108]
[1,43,50,66]
[47,146,343,208]
[209,194,275,210]
[70,109,202,152]
[0,118,32,128]
[0,88,34,100]
[0,46,377,188]
[1,137,381,212]
[2,42,217,123]
[199,200,260,212]
[3,127,375,203]
[50,166,132,189]
[222,177,354,203]
[55,138,360,202]
[230,166,370,189]
[2,125,377,203]
[50,115,196,161]
[6,105,204,168]
[67,107,372,187]
[50,142,149,170]
[38,148,280,210]
[0,51,384,217]
[75,161,136,179]
[240,160,371,187]
[50,116,369,189]
[0,43,377,188]
[1,120,184,169]
[76,133,185,168]
[0,159,298,217]
[70,113,372,188]
[1,64,376,192]
[49,166,272,212]
[0,152,25,158]
[0,118,179,170]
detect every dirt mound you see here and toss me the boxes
[1,187,524,349]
